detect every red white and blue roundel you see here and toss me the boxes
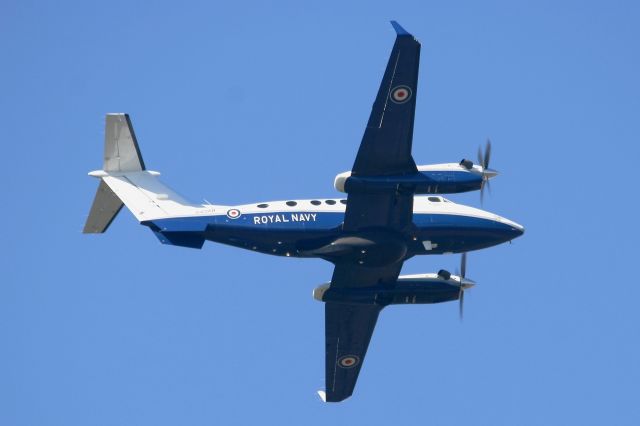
[390,85,412,104]
[226,208,241,219]
[337,355,360,368]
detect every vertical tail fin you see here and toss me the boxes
[103,113,145,173]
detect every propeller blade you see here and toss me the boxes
[457,253,475,321]
[484,139,492,169]
[461,252,467,278]
[477,139,493,205]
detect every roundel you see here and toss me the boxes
[390,85,412,104]
[226,208,241,219]
[337,355,360,369]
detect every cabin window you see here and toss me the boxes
[428,197,441,202]
[257,203,269,208]
[310,200,321,206]
[340,199,347,205]
[286,201,297,207]
[325,200,336,205]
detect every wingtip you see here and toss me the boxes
[317,390,327,402]
[390,21,411,36]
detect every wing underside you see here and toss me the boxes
[343,21,421,233]
[324,303,382,402]
[343,190,414,232]
[322,262,404,402]
[351,21,421,177]
[320,21,421,403]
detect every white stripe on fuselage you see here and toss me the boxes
[160,196,522,231]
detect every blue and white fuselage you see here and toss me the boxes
[144,194,523,259]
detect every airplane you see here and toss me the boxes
[83,21,524,402]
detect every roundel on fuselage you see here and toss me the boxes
[226,209,241,219]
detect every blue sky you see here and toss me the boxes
[2,0,640,424]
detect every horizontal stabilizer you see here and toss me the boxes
[101,172,199,221]
[83,181,124,233]
[84,114,224,235]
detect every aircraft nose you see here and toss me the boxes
[510,224,524,239]
[500,218,525,239]
[514,223,525,236]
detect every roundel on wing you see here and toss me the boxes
[390,85,412,104]
[337,355,360,369]
[226,208,241,219]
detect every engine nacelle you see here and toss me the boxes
[334,162,495,195]
[313,273,475,306]
[333,171,351,193]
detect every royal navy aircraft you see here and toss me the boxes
[84,21,524,402]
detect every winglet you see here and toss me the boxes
[390,21,411,36]
[317,390,327,402]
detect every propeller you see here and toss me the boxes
[477,139,496,205]
[455,252,475,321]
[440,254,475,320]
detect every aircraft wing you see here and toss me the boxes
[343,21,420,233]
[320,21,419,402]
[321,262,403,402]
[352,21,420,177]
[343,190,414,232]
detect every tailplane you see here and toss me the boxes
[83,114,211,234]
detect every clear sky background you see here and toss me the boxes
[2,0,640,425]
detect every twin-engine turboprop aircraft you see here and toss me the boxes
[84,21,524,402]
